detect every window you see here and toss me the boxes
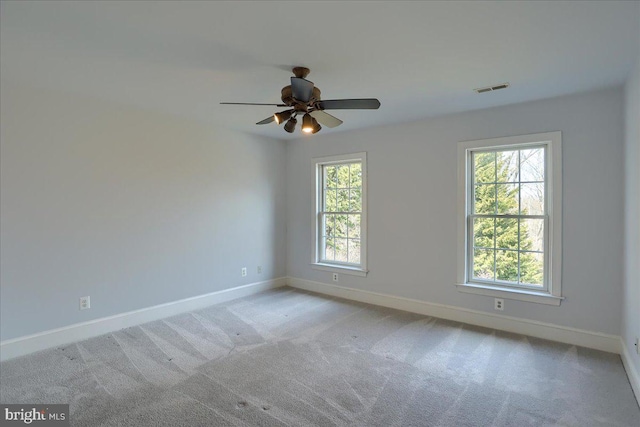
[312,153,367,276]
[456,132,562,305]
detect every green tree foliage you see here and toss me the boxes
[473,151,543,285]
[323,163,362,264]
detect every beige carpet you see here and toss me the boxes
[1,287,638,426]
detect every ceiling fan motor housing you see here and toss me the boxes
[282,85,322,106]
[281,86,293,105]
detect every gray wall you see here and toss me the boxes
[624,56,640,373]
[0,81,630,343]
[0,82,287,341]
[286,87,625,335]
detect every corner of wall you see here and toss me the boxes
[622,47,640,397]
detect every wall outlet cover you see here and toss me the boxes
[80,296,90,310]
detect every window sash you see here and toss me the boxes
[466,145,549,291]
[467,214,549,291]
[318,212,361,265]
[316,159,364,269]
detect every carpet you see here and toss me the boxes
[1,287,638,426]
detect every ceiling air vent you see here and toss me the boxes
[474,83,510,94]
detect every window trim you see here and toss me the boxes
[456,132,563,306]
[311,152,368,276]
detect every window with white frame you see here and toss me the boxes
[456,132,562,305]
[312,153,367,276]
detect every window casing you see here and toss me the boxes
[312,153,367,276]
[457,132,562,305]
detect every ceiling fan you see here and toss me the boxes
[221,67,380,134]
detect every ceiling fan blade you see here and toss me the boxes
[291,77,314,103]
[256,116,275,125]
[309,110,343,128]
[316,99,381,110]
[221,102,287,107]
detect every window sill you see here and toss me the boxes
[455,282,564,306]
[311,263,368,277]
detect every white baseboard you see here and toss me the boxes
[0,278,286,362]
[287,277,621,354]
[620,338,640,405]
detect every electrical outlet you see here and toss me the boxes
[332,273,338,282]
[241,267,247,277]
[494,298,504,311]
[80,296,90,310]
[257,266,262,274]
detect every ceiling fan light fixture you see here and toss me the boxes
[311,117,322,134]
[284,117,297,133]
[274,110,292,125]
[301,113,314,133]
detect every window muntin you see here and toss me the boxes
[468,146,548,290]
[320,162,363,266]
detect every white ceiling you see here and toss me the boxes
[1,1,639,141]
